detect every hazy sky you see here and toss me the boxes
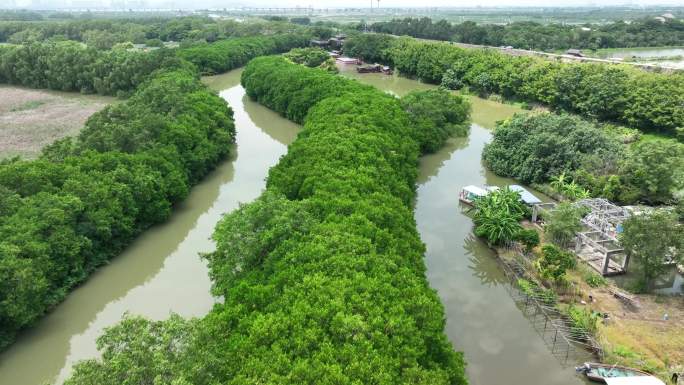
[7,0,684,8]
[233,0,681,5]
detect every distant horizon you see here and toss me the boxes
[3,1,684,11]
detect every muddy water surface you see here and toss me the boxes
[340,64,590,385]
[0,69,300,385]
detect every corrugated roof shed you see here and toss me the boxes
[509,185,542,205]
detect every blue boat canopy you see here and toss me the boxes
[509,185,542,205]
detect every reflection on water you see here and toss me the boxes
[418,135,470,184]
[337,64,524,130]
[416,123,587,385]
[243,93,300,145]
[592,47,684,69]
[596,47,684,59]
[343,68,588,385]
[464,233,509,287]
[0,69,300,385]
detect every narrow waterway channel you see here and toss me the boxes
[0,69,300,385]
[2,64,594,385]
[339,65,591,385]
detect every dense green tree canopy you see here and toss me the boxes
[0,31,309,348]
[0,33,308,95]
[483,113,621,185]
[620,210,683,290]
[0,17,307,48]
[283,47,338,73]
[369,17,684,51]
[344,33,684,134]
[0,68,235,350]
[400,89,470,154]
[284,47,331,67]
[620,141,684,205]
[482,112,683,204]
[65,55,469,385]
[178,34,309,75]
[342,32,395,63]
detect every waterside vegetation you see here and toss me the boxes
[63,55,472,385]
[0,33,311,350]
[368,17,684,51]
[343,33,684,135]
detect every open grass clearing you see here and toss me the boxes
[0,85,114,160]
[551,252,683,382]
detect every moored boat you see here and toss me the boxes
[357,63,383,73]
[459,185,492,205]
[576,362,665,385]
[336,57,359,65]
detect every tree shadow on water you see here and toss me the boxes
[464,233,508,287]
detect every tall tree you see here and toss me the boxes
[619,210,683,291]
[543,203,583,248]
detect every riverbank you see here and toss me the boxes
[493,230,684,384]
[0,68,300,385]
[584,46,684,70]
[340,65,592,385]
[450,41,683,72]
[345,65,682,384]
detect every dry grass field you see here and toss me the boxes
[0,86,113,159]
[499,224,683,384]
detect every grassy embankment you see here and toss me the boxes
[495,231,683,384]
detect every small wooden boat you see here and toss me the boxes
[356,64,383,73]
[336,57,359,65]
[459,185,493,205]
[576,363,664,385]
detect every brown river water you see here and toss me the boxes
[0,66,590,385]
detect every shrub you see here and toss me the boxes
[482,113,622,185]
[583,269,608,288]
[515,228,540,253]
[400,89,470,154]
[536,244,576,281]
[566,304,600,337]
[543,202,583,248]
[473,187,527,245]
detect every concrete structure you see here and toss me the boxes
[573,199,631,276]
